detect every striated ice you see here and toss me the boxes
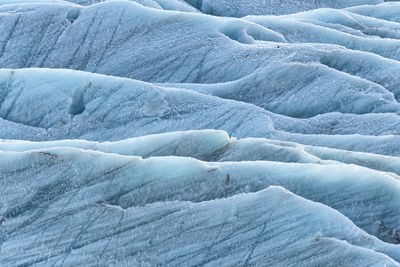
[2,0,400,265]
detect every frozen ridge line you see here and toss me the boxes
[0,0,400,265]
[1,138,400,265]
[2,129,400,177]
[2,1,400,83]
[1,68,400,156]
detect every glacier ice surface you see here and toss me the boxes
[2,0,400,265]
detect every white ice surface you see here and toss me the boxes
[1,68,400,157]
[182,0,383,17]
[2,145,400,265]
[1,1,400,265]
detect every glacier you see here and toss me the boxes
[181,0,384,17]
[2,143,400,265]
[1,0,400,266]
[2,68,400,156]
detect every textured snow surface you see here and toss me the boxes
[2,142,400,265]
[1,0,400,266]
[184,0,384,17]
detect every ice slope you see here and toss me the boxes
[0,0,77,5]
[0,1,395,83]
[3,129,400,177]
[2,68,400,156]
[0,0,182,10]
[1,146,400,265]
[65,0,199,12]
[2,186,399,265]
[182,0,383,17]
[274,112,400,136]
[2,0,400,110]
[0,68,276,141]
[346,2,400,22]
[0,130,232,161]
[286,8,400,39]
[152,0,199,12]
[0,1,286,75]
[1,0,400,265]
[246,15,400,61]
[160,63,400,117]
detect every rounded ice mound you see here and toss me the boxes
[2,146,400,266]
[184,0,384,17]
[1,0,400,265]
